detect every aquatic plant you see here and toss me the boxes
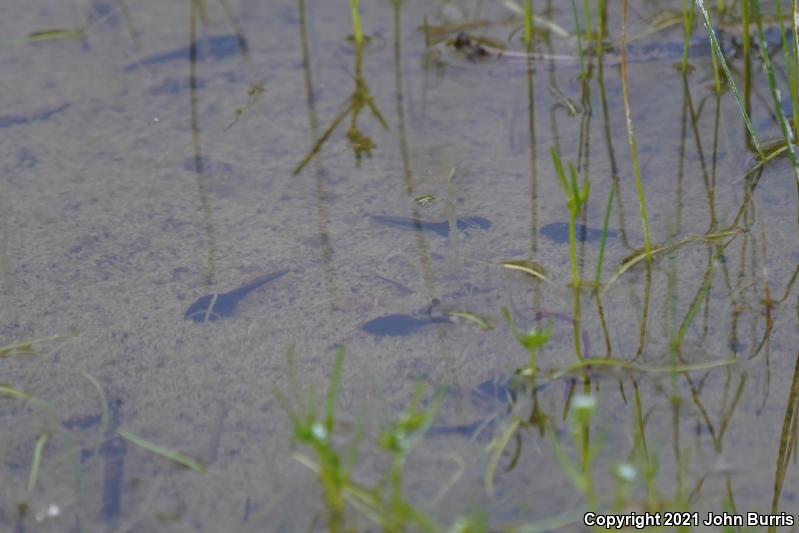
[376,385,442,533]
[349,0,364,45]
[570,0,587,75]
[679,0,697,71]
[750,0,799,186]
[278,349,461,532]
[277,347,355,532]
[550,147,590,359]
[549,148,590,290]
[502,307,552,378]
[523,0,533,47]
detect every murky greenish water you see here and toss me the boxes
[1,0,798,531]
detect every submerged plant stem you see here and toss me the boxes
[620,0,652,357]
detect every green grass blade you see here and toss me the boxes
[484,418,520,496]
[27,28,85,42]
[325,347,346,434]
[549,356,736,379]
[620,0,652,259]
[570,0,586,74]
[694,0,763,155]
[593,182,616,287]
[672,257,715,350]
[27,432,49,492]
[349,0,363,45]
[0,384,31,400]
[119,430,206,474]
[0,334,70,358]
[751,0,799,184]
[524,0,533,46]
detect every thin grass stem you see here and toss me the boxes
[349,0,363,45]
[695,0,763,156]
[27,432,49,493]
[524,0,533,47]
[751,0,799,185]
[571,0,586,75]
[119,430,206,474]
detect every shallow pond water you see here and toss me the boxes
[1,0,798,531]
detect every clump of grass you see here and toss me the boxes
[277,347,354,531]
[376,385,442,532]
[549,148,590,291]
[550,147,590,359]
[694,0,763,156]
[279,348,454,532]
[750,0,799,185]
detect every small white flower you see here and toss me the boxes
[572,394,596,412]
[310,422,328,441]
[615,462,637,482]
[34,504,60,523]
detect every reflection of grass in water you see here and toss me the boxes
[293,0,389,175]
[292,43,388,174]
[2,336,207,527]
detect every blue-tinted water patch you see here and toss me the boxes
[150,77,206,96]
[16,147,38,167]
[87,1,120,25]
[183,156,233,175]
[728,340,747,353]
[370,214,491,237]
[540,222,616,244]
[62,412,102,431]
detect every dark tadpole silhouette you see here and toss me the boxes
[360,313,451,336]
[185,270,289,323]
[540,222,617,244]
[0,103,70,129]
[369,214,491,237]
[124,34,247,72]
